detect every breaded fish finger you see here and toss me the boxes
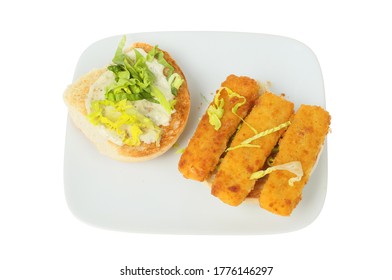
[178,75,260,181]
[211,92,294,206]
[259,105,331,216]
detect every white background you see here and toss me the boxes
[1,0,391,279]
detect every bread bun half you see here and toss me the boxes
[64,42,190,162]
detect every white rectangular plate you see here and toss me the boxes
[64,31,328,234]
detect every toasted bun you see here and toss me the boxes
[64,42,190,162]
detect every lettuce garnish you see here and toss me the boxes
[250,161,303,186]
[151,85,172,114]
[207,87,250,131]
[146,46,175,77]
[226,121,291,151]
[168,73,184,96]
[105,37,180,113]
[106,48,157,104]
[225,87,257,134]
[112,35,127,65]
[87,36,186,146]
[88,99,161,146]
[207,89,225,130]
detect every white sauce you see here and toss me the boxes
[98,125,123,146]
[139,129,159,144]
[86,71,115,114]
[85,47,175,145]
[132,99,170,126]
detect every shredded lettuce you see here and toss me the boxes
[150,85,172,114]
[249,161,303,186]
[226,121,291,151]
[175,147,186,154]
[112,35,127,65]
[242,121,291,145]
[88,99,161,146]
[168,73,184,96]
[226,144,260,151]
[106,47,157,104]
[172,143,185,154]
[207,87,248,131]
[226,88,246,113]
[105,38,179,113]
[87,37,183,146]
[224,87,257,134]
[207,90,225,130]
[146,45,175,77]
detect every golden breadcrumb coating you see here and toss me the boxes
[211,92,294,206]
[259,105,331,216]
[178,75,260,181]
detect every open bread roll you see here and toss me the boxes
[64,40,190,162]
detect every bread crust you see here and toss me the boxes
[64,42,190,161]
